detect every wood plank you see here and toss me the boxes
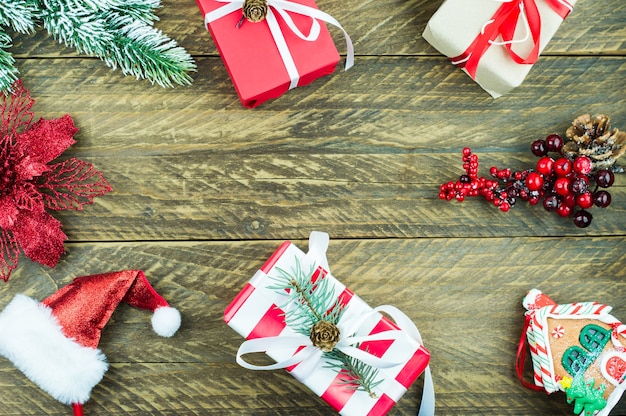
[0,238,624,414]
[52,163,625,241]
[18,57,626,122]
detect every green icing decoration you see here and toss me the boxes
[564,376,607,416]
[562,324,611,377]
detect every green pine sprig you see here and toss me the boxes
[269,256,344,335]
[269,256,383,397]
[324,349,384,397]
[0,0,38,92]
[0,29,19,93]
[0,0,195,92]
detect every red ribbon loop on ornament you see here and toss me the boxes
[450,0,573,79]
[515,313,544,391]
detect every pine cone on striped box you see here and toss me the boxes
[563,114,626,172]
[243,0,268,22]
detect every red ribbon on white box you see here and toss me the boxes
[235,231,435,416]
[450,0,573,78]
[204,0,354,90]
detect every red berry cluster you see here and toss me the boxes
[439,134,615,228]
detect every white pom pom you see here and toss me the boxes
[151,306,181,337]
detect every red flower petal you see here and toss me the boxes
[0,229,20,282]
[40,158,112,211]
[16,155,50,181]
[11,210,66,268]
[0,196,19,229]
[13,181,45,212]
[17,115,77,164]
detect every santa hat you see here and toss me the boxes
[0,270,181,416]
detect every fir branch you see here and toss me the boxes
[325,349,384,397]
[0,29,18,94]
[0,0,37,33]
[103,0,160,24]
[290,274,323,322]
[36,1,114,56]
[104,17,195,87]
[270,256,344,336]
[0,0,196,91]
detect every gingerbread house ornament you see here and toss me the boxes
[519,289,626,416]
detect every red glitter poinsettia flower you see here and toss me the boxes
[0,80,112,281]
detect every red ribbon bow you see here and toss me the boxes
[451,0,573,78]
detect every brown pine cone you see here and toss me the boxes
[242,0,268,23]
[564,114,626,171]
[310,320,340,352]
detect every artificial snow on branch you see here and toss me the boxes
[0,0,196,92]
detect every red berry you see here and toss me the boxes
[554,158,572,177]
[554,177,571,196]
[571,176,589,195]
[530,140,547,156]
[562,194,576,208]
[536,157,555,176]
[543,194,559,211]
[595,169,615,188]
[462,148,472,157]
[593,190,612,208]
[576,192,593,209]
[573,210,593,228]
[490,167,498,177]
[438,192,447,199]
[525,172,544,191]
[557,204,573,217]
[573,156,592,175]
[545,134,564,152]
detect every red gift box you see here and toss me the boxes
[224,232,433,415]
[197,0,353,108]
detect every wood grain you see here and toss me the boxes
[0,0,624,414]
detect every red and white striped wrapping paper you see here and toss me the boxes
[224,239,431,415]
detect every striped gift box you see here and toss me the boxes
[224,239,430,415]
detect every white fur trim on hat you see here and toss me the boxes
[0,294,108,405]
[152,306,181,337]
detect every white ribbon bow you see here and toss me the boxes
[237,304,417,371]
[236,231,435,416]
[204,0,354,90]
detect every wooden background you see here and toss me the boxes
[1,0,625,414]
